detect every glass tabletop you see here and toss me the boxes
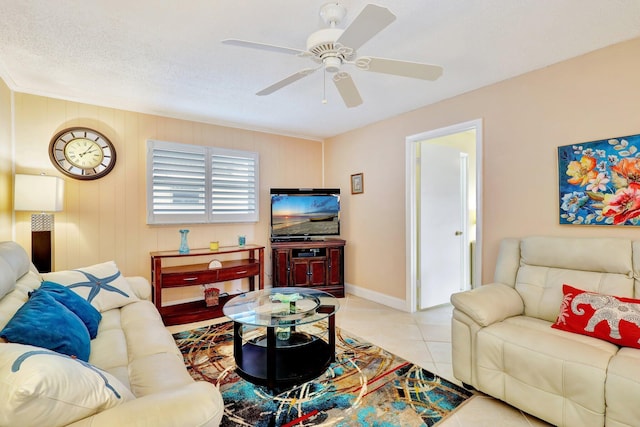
[222,287,339,327]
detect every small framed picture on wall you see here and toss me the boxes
[351,173,364,194]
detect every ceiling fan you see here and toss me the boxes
[222,3,443,108]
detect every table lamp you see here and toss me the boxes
[14,174,64,272]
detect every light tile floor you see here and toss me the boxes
[334,294,552,427]
[167,293,552,426]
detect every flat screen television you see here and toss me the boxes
[270,188,340,240]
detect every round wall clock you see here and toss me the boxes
[49,127,117,180]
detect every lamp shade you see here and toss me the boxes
[14,174,64,212]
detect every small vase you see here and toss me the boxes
[179,229,190,254]
[276,301,296,341]
[276,326,290,341]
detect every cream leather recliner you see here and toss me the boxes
[451,236,640,427]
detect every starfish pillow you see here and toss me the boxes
[42,261,139,312]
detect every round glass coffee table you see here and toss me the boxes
[222,287,339,390]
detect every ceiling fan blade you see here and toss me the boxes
[355,56,443,81]
[222,39,306,56]
[336,4,396,51]
[256,68,318,96]
[333,72,363,108]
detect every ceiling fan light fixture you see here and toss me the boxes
[324,56,341,73]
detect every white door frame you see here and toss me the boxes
[405,119,483,312]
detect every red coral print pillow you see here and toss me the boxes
[552,284,640,348]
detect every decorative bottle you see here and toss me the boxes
[276,301,296,341]
[179,229,190,254]
[276,326,290,341]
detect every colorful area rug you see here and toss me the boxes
[173,321,473,427]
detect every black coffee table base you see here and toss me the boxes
[233,305,336,391]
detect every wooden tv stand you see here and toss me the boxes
[150,245,264,326]
[271,238,345,297]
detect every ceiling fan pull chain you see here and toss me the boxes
[322,67,328,104]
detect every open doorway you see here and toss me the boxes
[405,120,483,311]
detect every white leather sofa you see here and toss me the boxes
[451,236,640,427]
[0,241,224,426]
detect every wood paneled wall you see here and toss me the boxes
[12,94,324,297]
[0,79,12,240]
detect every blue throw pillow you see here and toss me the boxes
[36,281,102,339]
[0,291,91,361]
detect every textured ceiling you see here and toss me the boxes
[0,1,639,140]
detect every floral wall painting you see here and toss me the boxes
[558,133,640,226]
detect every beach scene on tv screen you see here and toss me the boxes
[272,195,339,236]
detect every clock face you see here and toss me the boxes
[49,128,116,180]
[63,138,104,169]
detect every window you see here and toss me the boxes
[146,140,259,224]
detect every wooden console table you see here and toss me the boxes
[150,245,264,326]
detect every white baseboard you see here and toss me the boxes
[344,282,409,312]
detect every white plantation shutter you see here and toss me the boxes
[211,148,258,221]
[147,140,259,224]
[148,141,207,224]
